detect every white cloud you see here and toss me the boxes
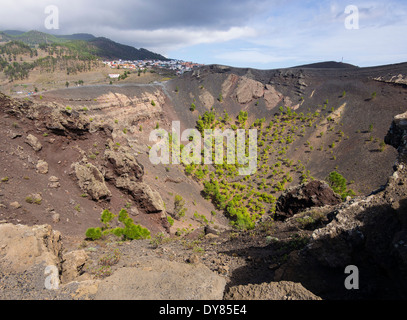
[97,26,258,56]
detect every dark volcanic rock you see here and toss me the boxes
[385,111,407,163]
[275,180,342,221]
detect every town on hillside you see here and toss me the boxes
[103,59,204,75]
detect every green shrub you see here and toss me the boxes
[174,195,187,219]
[326,171,355,201]
[118,209,151,240]
[226,199,256,230]
[85,208,150,241]
[125,224,151,240]
[85,227,102,241]
[101,209,116,229]
[110,227,124,238]
[167,215,174,226]
[25,196,33,204]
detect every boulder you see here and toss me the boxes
[26,192,42,205]
[36,160,49,174]
[48,176,60,188]
[25,134,42,152]
[7,130,22,139]
[224,281,321,300]
[275,180,342,221]
[94,257,226,300]
[9,201,21,209]
[72,161,111,201]
[61,250,88,283]
[52,213,60,223]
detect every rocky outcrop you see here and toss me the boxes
[275,180,342,221]
[94,257,226,300]
[263,84,284,109]
[0,224,95,299]
[72,160,111,201]
[61,250,88,283]
[103,140,164,214]
[221,74,239,98]
[103,139,144,182]
[199,90,215,109]
[0,223,62,274]
[224,281,321,300]
[374,74,407,86]
[45,107,91,137]
[1,92,37,118]
[385,111,407,163]
[115,178,165,214]
[235,77,264,104]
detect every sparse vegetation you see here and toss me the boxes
[85,208,151,241]
[167,215,174,226]
[218,93,223,102]
[173,195,187,220]
[150,232,171,248]
[326,171,355,201]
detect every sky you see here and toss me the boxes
[0,0,406,69]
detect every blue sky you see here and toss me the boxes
[167,0,407,68]
[1,0,406,69]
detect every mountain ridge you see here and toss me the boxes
[0,29,167,61]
